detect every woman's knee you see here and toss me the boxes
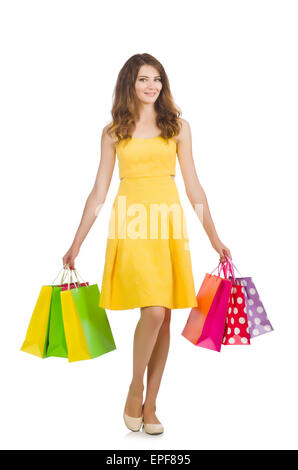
[160,308,171,328]
[163,308,171,324]
[141,306,166,326]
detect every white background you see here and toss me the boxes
[1,0,297,451]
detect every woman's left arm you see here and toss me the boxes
[177,118,232,263]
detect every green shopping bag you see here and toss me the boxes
[60,279,117,363]
[46,286,68,358]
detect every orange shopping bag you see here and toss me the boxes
[182,273,221,345]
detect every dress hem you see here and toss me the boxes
[99,301,198,311]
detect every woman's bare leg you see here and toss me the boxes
[143,308,171,424]
[124,306,166,417]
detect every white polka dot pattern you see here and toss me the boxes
[228,276,274,339]
[222,283,250,346]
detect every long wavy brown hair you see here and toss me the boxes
[107,53,182,144]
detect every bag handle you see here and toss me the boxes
[210,255,237,284]
[51,265,71,285]
[67,267,80,291]
[223,257,236,284]
[224,255,243,278]
[58,265,80,291]
[64,267,90,291]
[210,263,221,276]
[51,265,89,291]
[72,268,89,289]
[219,261,234,282]
[210,257,229,278]
[60,267,71,284]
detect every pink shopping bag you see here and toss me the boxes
[182,262,232,352]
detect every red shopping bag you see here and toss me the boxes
[60,282,89,290]
[221,257,250,345]
[222,284,250,345]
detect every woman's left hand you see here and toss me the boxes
[211,239,232,264]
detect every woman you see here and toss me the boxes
[62,53,232,435]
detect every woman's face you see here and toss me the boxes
[135,64,162,104]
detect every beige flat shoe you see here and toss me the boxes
[142,405,164,435]
[143,422,164,435]
[123,411,143,432]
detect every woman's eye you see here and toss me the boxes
[140,78,161,82]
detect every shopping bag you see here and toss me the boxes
[20,285,52,358]
[21,266,73,358]
[47,267,90,357]
[21,266,116,362]
[46,286,68,358]
[229,276,273,338]
[223,255,274,339]
[220,257,251,345]
[182,263,232,352]
[222,285,251,345]
[60,271,116,362]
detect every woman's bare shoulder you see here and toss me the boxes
[173,118,190,144]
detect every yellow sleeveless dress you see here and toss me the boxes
[98,135,198,310]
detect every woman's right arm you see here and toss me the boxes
[62,125,116,269]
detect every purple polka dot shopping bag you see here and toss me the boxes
[224,257,274,340]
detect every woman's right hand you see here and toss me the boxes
[62,243,80,270]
